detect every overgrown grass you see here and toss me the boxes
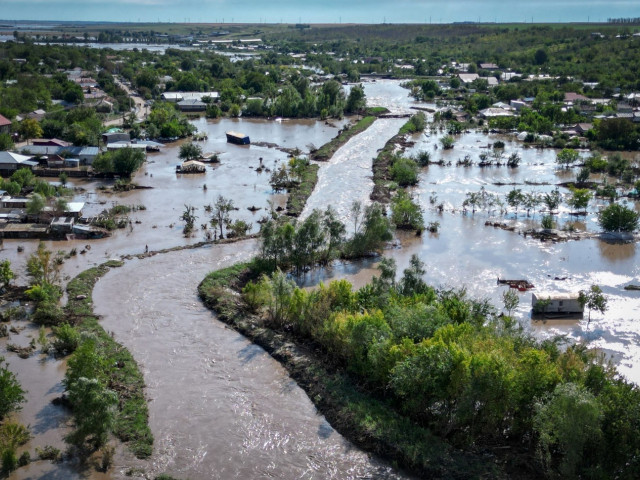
[65,260,153,459]
[286,163,319,217]
[198,263,499,478]
[312,116,376,161]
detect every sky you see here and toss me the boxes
[1,0,639,24]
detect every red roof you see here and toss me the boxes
[0,114,11,127]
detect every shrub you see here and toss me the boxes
[0,358,25,420]
[541,215,555,230]
[390,157,419,187]
[440,135,455,149]
[52,323,81,356]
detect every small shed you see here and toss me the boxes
[532,292,584,316]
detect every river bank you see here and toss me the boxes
[198,262,521,479]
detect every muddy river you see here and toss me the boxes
[93,241,407,479]
[2,79,640,478]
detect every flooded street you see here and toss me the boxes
[93,241,407,479]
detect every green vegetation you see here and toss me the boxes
[92,147,146,177]
[597,203,640,232]
[0,357,25,420]
[64,262,153,458]
[391,190,424,231]
[200,253,640,478]
[0,260,15,291]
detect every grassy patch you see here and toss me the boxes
[286,163,319,217]
[65,261,153,459]
[311,116,376,161]
[366,107,390,116]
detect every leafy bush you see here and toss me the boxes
[390,157,418,187]
[0,357,25,420]
[52,323,81,356]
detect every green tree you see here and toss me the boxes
[345,84,366,114]
[399,254,429,296]
[65,377,117,450]
[390,157,419,187]
[19,118,43,145]
[0,357,25,420]
[502,289,519,317]
[543,188,562,214]
[578,285,608,323]
[91,153,114,174]
[597,203,639,232]
[26,193,45,216]
[534,383,602,477]
[391,190,424,231]
[178,142,203,161]
[58,171,68,187]
[112,147,145,177]
[0,132,14,150]
[506,188,524,215]
[181,204,197,237]
[556,148,580,169]
[568,188,592,214]
[211,195,234,239]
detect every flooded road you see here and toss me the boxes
[93,241,408,479]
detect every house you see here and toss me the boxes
[0,114,11,134]
[1,197,29,209]
[0,152,38,173]
[478,108,515,119]
[458,73,479,84]
[177,99,206,112]
[575,123,593,134]
[33,138,71,148]
[161,91,219,103]
[564,92,589,103]
[50,216,75,234]
[479,63,499,70]
[65,202,85,218]
[486,77,499,87]
[102,132,131,144]
[532,292,584,316]
[510,100,527,111]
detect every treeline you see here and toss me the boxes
[202,252,640,478]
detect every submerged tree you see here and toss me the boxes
[578,285,608,323]
[211,195,234,239]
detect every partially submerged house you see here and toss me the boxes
[532,292,584,316]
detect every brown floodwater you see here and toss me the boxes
[92,241,409,479]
